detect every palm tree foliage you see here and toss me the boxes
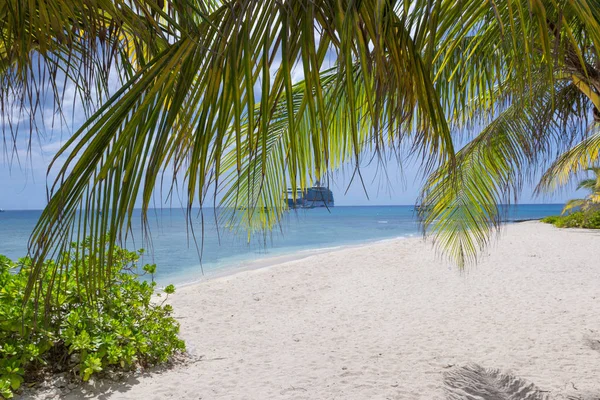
[1,0,599,301]
[0,0,186,139]
[560,167,600,213]
[419,0,600,264]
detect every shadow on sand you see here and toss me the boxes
[443,363,600,400]
[19,356,189,400]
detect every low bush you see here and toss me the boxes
[0,240,185,398]
[539,215,559,224]
[541,210,600,229]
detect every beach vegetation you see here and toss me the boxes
[0,240,184,398]
[541,211,600,229]
[540,168,600,229]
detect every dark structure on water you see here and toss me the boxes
[286,181,334,209]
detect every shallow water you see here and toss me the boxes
[0,204,563,285]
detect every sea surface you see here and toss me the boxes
[0,204,563,285]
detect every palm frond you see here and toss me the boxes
[562,198,587,214]
[25,0,457,303]
[536,125,600,194]
[419,76,589,266]
[0,0,196,153]
[576,178,597,192]
[419,103,534,266]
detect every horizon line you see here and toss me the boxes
[0,203,565,212]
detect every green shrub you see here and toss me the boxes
[540,215,559,224]
[587,210,600,228]
[0,240,185,398]
[541,210,600,229]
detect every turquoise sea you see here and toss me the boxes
[0,204,563,285]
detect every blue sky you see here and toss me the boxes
[0,136,573,210]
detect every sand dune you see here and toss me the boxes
[26,222,600,399]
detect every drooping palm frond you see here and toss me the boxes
[577,178,597,191]
[218,55,459,234]
[419,104,533,265]
[549,167,600,214]
[418,0,600,266]
[562,198,588,214]
[0,0,198,152]
[431,0,600,128]
[24,0,460,304]
[419,77,590,266]
[536,128,600,194]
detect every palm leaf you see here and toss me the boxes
[576,178,597,192]
[25,1,457,303]
[562,198,589,214]
[419,77,588,266]
[536,126,600,194]
[0,0,205,153]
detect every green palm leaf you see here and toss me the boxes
[24,1,457,302]
[536,128,600,194]
[419,77,591,266]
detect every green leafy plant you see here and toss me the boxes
[541,211,600,229]
[0,240,184,398]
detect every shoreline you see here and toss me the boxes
[166,218,536,289]
[166,233,419,288]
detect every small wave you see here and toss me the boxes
[377,220,389,224]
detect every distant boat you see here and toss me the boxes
[286,181,334,209]
[0,209,4,213]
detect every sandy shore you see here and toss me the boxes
[27,222,600,399]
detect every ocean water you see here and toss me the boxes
[0,204,563,285]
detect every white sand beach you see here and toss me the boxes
[28,221,600,399]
